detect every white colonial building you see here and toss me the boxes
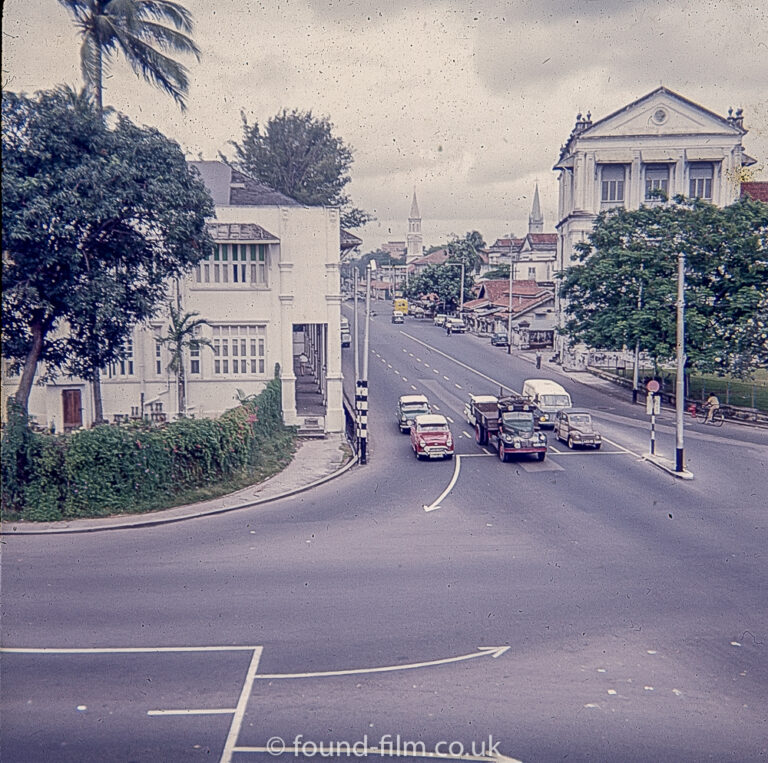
[7,161,347,435]
[553,86,756,359]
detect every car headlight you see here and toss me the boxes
[573,433,582,439]
[501,434,513,443]
[446,437,453,446]
[514,441,521,448]
[540,414,548,421]
[418,439,426,447]
[537,434,546,443]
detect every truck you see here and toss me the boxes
[393,297,408,315]
[470,395,547,462]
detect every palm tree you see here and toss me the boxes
[58,0,201,112]
[159,305,211,417]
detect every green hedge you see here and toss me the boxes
[1,377,296,521]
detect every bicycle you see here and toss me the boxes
[692,404,725,427]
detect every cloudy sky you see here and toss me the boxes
[3,0,767,253]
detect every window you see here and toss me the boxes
[155,340,163,375]
[689,163,713,199]
[527,267,536,280]
[601,165,625,207]
[645,164,669,200]
[195,244,268,286]
[108,337,134,377]
[212,325,266,376]
[189,332,201,375]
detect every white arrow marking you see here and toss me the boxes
[423,454,462,512]
[254,646,510,679]
[0,645,261,654]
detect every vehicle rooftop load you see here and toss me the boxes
[414,413,449,427]
[400,394,429,405]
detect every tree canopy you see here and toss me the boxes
[58,0,200,112]
[2,87,214,412]
[226,108,373,229]
[559,196,768,377]
[406,263,474,313]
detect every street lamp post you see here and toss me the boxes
[675,249,686,472]
[357,260,376,465]
[507,259,513,354]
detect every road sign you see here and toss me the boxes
[646,379,660,393]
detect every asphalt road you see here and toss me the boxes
[2,305,766,763]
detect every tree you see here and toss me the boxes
[406,264,474,313]
[227,108,373,229]
[2,87,214,415]
[159,305,212,415]
[58,0,200,111]
[559,196,768,377]
[447,230,486,274]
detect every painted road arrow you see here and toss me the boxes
[254,645,511,679]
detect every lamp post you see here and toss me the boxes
[507,258,513,354]
[357,259,376,464]
[675,249,686,473]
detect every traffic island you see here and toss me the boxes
[643,453,694,480]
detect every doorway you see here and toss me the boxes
[62,389,83,431]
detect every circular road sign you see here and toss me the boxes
[646,379,660,393]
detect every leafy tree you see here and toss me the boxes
[483,265,511,280]
[406,264,474,313]
[559,196,768,377]
[227,108,373,229]
[2,87,214,415]
[447,230,486,274]
[159,305,212,416]
[58,0,200,111]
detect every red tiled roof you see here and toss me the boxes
[741,182,768,203]
[527,233,557,246]
[208,223,279,242]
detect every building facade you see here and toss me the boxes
[7,161,345,435]
[406,191,423,263]
[552,86,756,361]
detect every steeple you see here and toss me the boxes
[409,190,420,219]
[528,183,544,234]
[406,188,423,263]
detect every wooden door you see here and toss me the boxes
[62,389,82,431]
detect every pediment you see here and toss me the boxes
[584,88,740,139]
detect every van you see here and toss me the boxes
[521,379,572,428]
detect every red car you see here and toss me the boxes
[410,414,454,460]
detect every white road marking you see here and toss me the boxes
[0,646,261,654]
[459,453,495,457]
[411,385,418,391]
[235,744,522,763]
[432,405,441,410]
[423,454,462,512]
[254,645,510,679]
[416,357,422,362]
[443,375,450,381]
[408,352,414,357]
[455,383,462,389]
[433,368,439,374]
[221,647,264,763]
[148,708,236,716]
[446,416,454,423]
[402,377,408,382]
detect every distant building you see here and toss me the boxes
[741,181,768,203]
[381,241,407,259]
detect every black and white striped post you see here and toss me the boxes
[356,379,368,464]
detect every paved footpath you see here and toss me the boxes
[2,434,353,535]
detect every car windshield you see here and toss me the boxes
[568,415,592,426]
[502,413,534,433]
[419,424,448,433]
[402,405,429,416]
[541,395,571,407]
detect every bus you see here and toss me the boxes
[393,298,408,315]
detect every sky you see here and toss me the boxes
[3,0,767,254]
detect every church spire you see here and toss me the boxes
[409,189,420,219]
[528,184,543,234]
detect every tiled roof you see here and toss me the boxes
[741,182,768,203]
[410,248,450,268]
[207,223,279,242]
[488,238,524,253]
[229,168,303,206]
[527,233,557,249]
[466,280,553,314]
[341,228,363,251]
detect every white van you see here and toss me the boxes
[521,379,572,428]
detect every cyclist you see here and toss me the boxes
[704,393,720,424]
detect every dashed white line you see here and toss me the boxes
[410,385,418,391]
[455,383,462,389]
[443,375,450,381]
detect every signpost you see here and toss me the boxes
[645,379,660,454]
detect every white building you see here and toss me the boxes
[8,161,346,435]
[552,86,756,359]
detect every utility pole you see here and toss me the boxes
[675,249,686,472]
[633,263,644,404]
[507,260,513,354]
[353,267,359,381]
[357,260,376,464]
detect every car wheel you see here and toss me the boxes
[445,453,454,460]
[568,435,574,449]
[594,443,601,450]
[536,451,546,461]
[498,443,508,463]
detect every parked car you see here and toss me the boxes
[490,332,509,347]
[433,313,448,327]
[392,311,405,324]
[553,409,602,449]
[397,394,432,433]
[445,317,468,334]
[410,413,454,460]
